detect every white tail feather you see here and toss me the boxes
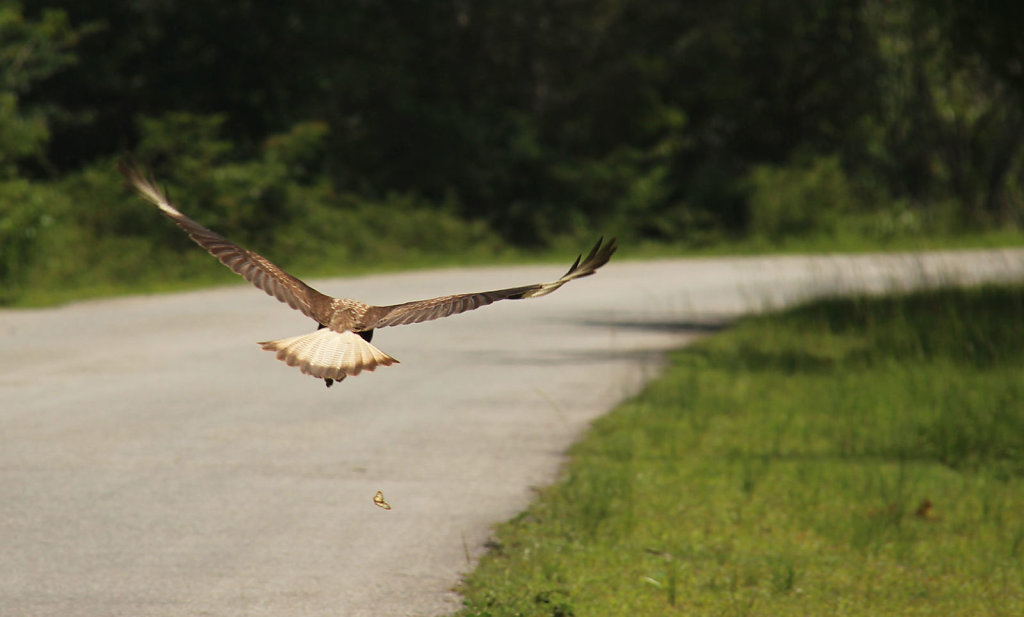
[258,329,398,381]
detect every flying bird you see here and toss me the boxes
[119,160,617,387]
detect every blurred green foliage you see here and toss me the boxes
[747,156,852,242]
[2,1,1024,304]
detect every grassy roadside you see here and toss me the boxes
[8,227,1024,309]
[453,285,1024,616]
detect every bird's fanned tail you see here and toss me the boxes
[258,329,399,382]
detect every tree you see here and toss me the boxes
[0,2,78,175]
[0,2,80,300]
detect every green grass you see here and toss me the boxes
[625,227,1024,259]
[453,285,1024,616]
[1,244,514,309]
[7,184,1024,309]
[10,227,1024,308]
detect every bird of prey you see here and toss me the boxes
[119,160,616,387]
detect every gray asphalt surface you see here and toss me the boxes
[2,249,1023,617]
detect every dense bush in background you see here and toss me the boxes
[2,1,1023,303]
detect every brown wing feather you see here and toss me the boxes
[119,160,333,322]
[367,237,616,328]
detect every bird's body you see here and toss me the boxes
[119,160,616,386]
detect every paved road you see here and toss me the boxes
[2,250,1023,617]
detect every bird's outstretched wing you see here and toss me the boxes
[366,237,617,328]
[118,160,334,323]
